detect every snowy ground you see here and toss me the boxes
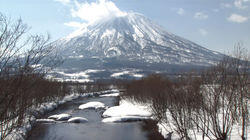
[113,99,250,140]
[102,98,152,123]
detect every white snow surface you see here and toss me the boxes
[68,117,88,123]
[110,70,144,78]
[102,116,149,123]
[102,98,151,123]
[51,69,105,83]
[101,29,116,39]
[100,92,120,97]
[115,98,250,140]
[48,113,72,121]
[111,71,130,77]
[36,119,56,123]
[101,97,250,139]
[79,101,106,110]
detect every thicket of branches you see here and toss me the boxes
[124,47,249,140]
[0,13,68,139]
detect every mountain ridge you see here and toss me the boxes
[52,12,224,81]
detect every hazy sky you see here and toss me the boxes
[0,0,250,53]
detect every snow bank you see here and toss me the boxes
[102,116,149,123]
[48,113,72,121]
[102,99,151,118]
[102,98,151,123]
[4,116,36,140]
[79,101,105,110]
[157,110,250,140]
[68,117,88,123]
[100,92,120,97]
[36,119,56,123]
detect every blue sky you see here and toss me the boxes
[0,0,250,53]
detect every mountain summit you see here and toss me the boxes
[58,13,222,65]
[54,13,224,80]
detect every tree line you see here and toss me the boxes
[123,46,249,140]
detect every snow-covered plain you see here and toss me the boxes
[102,95,250,139]
[110,70,144,79]
[114,98,250,140]
[47,69,105,83]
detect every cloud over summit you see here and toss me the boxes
[58,0,127,29]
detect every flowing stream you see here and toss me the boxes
[27,95,164,140]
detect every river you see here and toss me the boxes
[27,95,164,140]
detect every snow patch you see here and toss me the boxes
[36,119,56,123]
[132,74,144,78]
[104,47,121,57]
[101,29,116,39]
[48,113,72,121]
[102,98,151,123]
[111,71,130,77]
[102,116,149,123]
[133,25,144,38]
[100,92,120,97]
[57,71,89,78]
[79,101,106,110]
[68,117,88,123]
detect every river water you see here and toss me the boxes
[27,95,164,140]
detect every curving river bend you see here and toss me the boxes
[27,95,164,140]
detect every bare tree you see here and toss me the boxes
[192,45,249,140]
[124,46,249,140]
[230,45,249,140]
[0,13,62,139]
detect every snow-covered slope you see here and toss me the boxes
[56,12,223,66]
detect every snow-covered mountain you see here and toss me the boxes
[53,12,224,81]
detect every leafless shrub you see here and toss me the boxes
[124,46,249,140]
[0,13,65,139]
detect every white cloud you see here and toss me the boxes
[221,3,232,8]
[177,8,185,15]
[54,0,70,5]
[199,29,208,36]
[227,14,248,23]
[234,0,250,9]
[194,12,208,20]
[64,21,87,28]
[70,0,127,24]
